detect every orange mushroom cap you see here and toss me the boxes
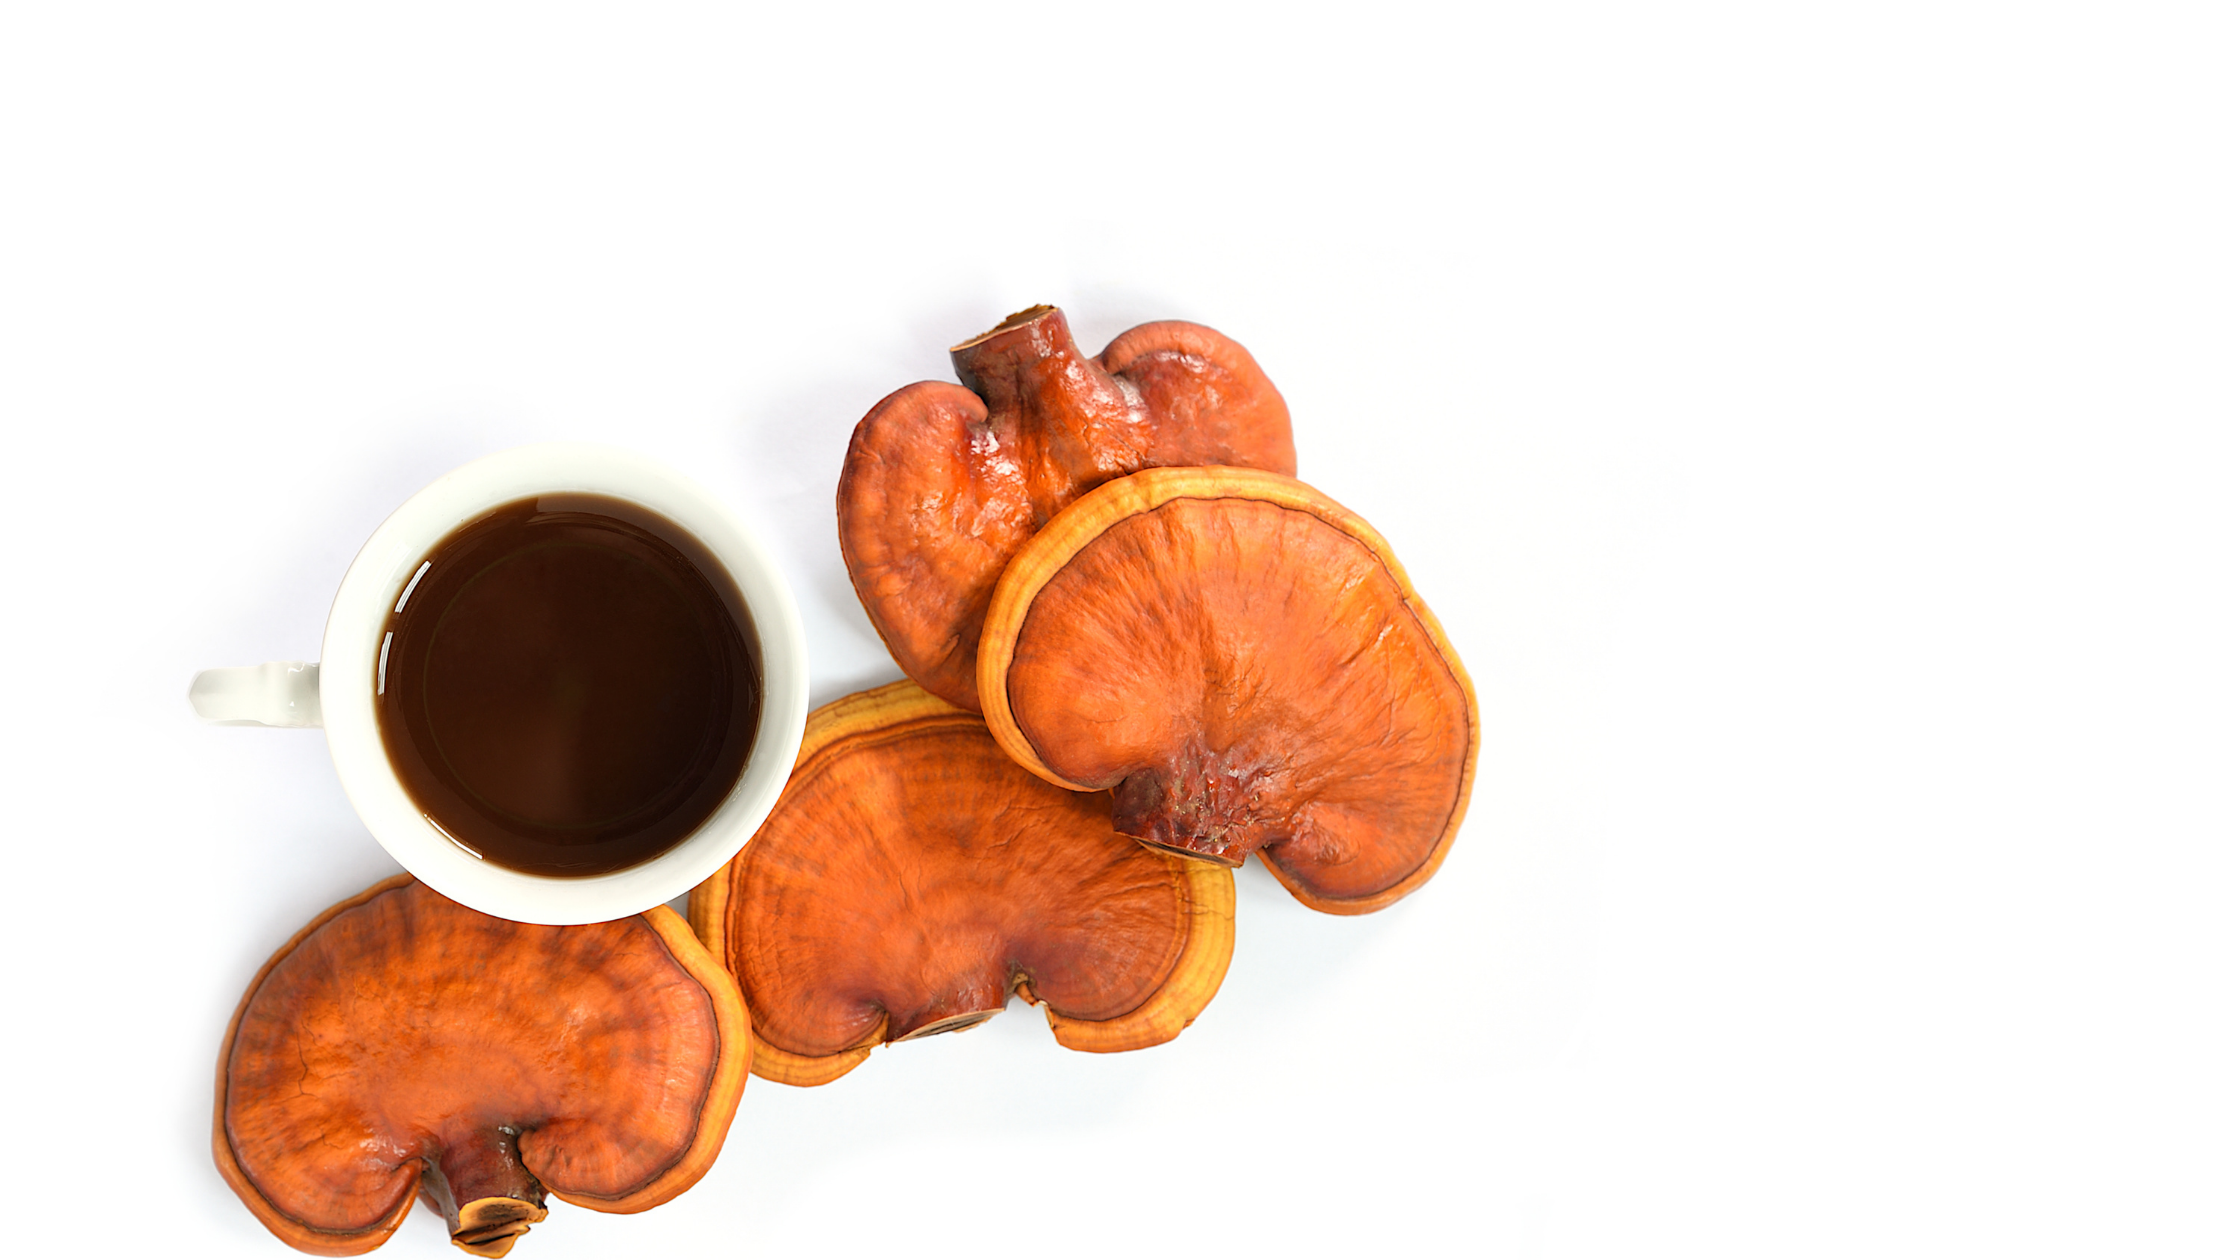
[214,877,751,1257]
[979,468,1479,914]
[837,305,1294,711]
[690,681,1234,1086]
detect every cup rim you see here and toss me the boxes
[320,442,808,924]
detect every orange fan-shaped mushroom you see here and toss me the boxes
[980,468,1479,915]
[838,305,1294,711]
[690,681,1233,1086]
[215,877,750,1257]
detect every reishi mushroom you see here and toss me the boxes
[837,304,1295,711]
[690,680,1234,1086]
[214,876,751,1257]
[978,467,1478,914]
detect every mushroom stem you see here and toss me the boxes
[948,305,1147,508]
[892,1007,1004,1041]
[887,972,1014,1042]
[420,1127,549,1257]
[451,1199,545,1259]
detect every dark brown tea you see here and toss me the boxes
[375,494,760,877]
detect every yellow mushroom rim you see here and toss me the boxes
[975,466,1480,916]
[214,877,752,1256]
[688,679,1237,1085]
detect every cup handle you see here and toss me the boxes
[189,662,324,727]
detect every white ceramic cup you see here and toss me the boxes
[190,443,809,925]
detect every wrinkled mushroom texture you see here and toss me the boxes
[979,467,1479,915]
[214,877,750,1257]
[838,304,1294,712]
[690,680,1233,1086]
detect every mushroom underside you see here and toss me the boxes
[983,470,1477,913]
[698,682,1232,1082]
[216,878,747,1256]
[838,305,1293,710]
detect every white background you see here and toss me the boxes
[2,4,2235,1257]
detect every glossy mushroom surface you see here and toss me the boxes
[690,680,1233,1085]
[215,877,750,1257]
[838,304,1294,711]
[979,467,1478,914]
